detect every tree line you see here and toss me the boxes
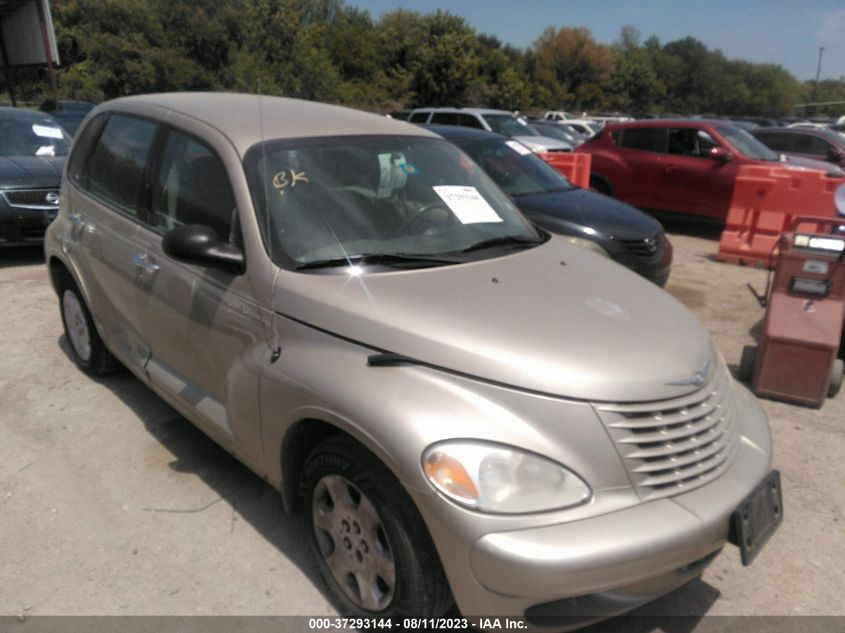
[4,0,845,118]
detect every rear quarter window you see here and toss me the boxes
[408,112,430,123]
[615,128,661,151]
[431,112,460,125]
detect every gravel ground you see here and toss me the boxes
[0,225,842,630]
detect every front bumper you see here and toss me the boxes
[0,202,59,246]
[423,383,773,623]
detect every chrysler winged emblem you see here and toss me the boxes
[667,357,712,387]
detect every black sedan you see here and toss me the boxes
[426,125,673,286]
[0,107,69,247]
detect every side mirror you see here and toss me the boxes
[709,147,733,162]
[162,224,245,274]
[835,183,845,218]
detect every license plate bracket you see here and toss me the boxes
[730,470,783,566]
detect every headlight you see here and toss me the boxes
[422,441,591,514]
[564,236,609,257]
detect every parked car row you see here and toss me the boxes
[42,93,779,627]
[578,118,844,221]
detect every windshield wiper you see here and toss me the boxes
[460,235,545,253]
[296,253,460,270]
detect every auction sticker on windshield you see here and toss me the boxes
[32,124,64,139]
[505,140,532,156]
[433,186,502,224]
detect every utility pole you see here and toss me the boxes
[812,46,825,115]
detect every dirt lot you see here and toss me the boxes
[1,226,843,629]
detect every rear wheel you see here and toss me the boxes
[302,435,452,617]
[829,359,844,398]
[58,276,121,376]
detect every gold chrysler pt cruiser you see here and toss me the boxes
[45,93,781,628]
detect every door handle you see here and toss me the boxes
[68,212,86,228]
[132,253,160,273]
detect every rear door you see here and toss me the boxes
[63,112,160,375]
[608,126,665,207]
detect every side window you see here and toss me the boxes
[150,130,235,241]
[617,128,660,152]
[431,112,459,126]
[458,114,484,129]
[86,114,158,217]
[756,133,792,152]
[408,112,429,123]
[793,134,831,156]
[67,113,108,187]
[667,128,719,157]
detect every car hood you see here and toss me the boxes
[513,136,573,152]
[780,154,844,177]
[0,156,65,189]
[273,238,713,402]
[514,188,661,239]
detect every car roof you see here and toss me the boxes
[422,124,505,142]
[97,92,438,155]
[411,107,512,116]
[602,118,733,131]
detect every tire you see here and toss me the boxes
[829,359,844,398]
[739,345,757,383]
[301,435,453,617]
[58,275,121,376]
[589,176,612,196]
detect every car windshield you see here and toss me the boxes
[0,116,71,157]
[561,124,588,138]
[528,124,574,144]
[718,125,779,161]
[456,137,575,197]
[244,135,542,269]
[483,114,535,137]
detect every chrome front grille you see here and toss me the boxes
[2,189,61,210]
[618,232,662,260]
[593,364,740,501]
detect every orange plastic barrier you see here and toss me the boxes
[717,165,845,268]
[538,152,591,189]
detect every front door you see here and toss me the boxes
[657,127,737,219]
[134,128,267,459]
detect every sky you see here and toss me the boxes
[348,0,845,81]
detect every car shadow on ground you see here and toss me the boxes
[58,332,725,627]
[656,217,724,241]
[578,577,720,632]
[0,245,45,268]
[57,334,332,603]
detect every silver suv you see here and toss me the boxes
[408,107,573,153]
[46,93,780,626]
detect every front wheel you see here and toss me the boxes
[589,176,612,196]
[301,435,452,617]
